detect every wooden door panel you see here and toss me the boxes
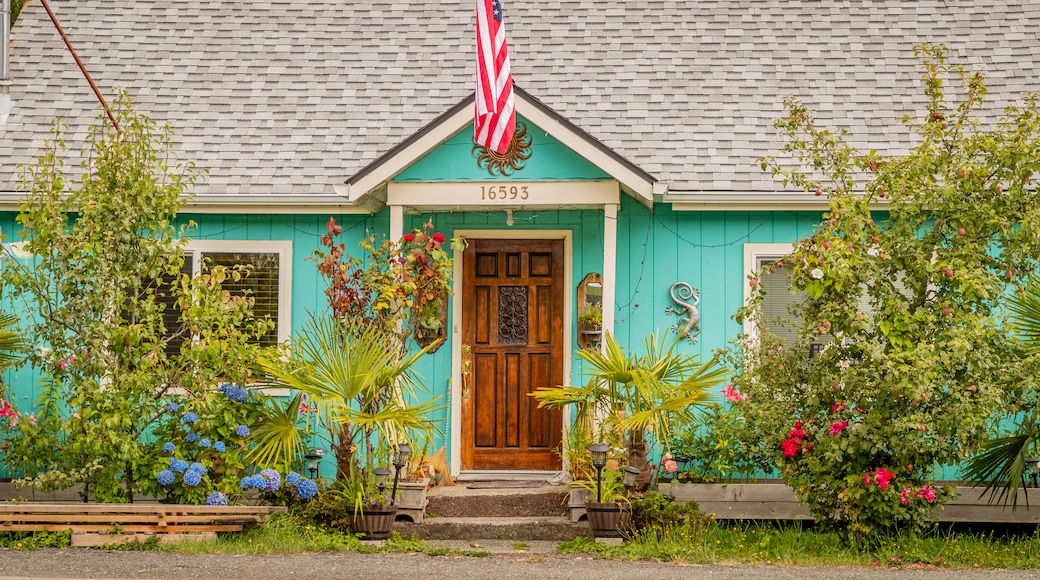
[461,238,564,471]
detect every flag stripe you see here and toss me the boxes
[475,0,515,154]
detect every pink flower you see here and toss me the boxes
[828,420,848,435]
[8,415,18,428]
[0,400,15,418]
[721,384,746,402]
[606,459,618,471]
[900,498,909,505]
[831,402,846,413]
[662,460,678,474]
[26,414,37,427]
[862,475,873,486]
[433,232,446,244]
[402,233,415,242]
[781,438,800,458]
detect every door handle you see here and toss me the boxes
[461,345,472,400]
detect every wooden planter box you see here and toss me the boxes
[395,477,429,523]
[585,501,631,538]
[660,482,1040,523]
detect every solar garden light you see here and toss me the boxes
[1027,457,1040,488]
[373,467,391,495]
[587,442,610,503]
[622,465,641,495]
[304,447,325,480]
[390,442,412,501]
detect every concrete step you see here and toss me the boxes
[394,515,587,541]
[426,489,568,518]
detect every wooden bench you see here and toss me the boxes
[0,503,287,546]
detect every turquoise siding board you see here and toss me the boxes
[393,116,611,183]
[613,199,825,369]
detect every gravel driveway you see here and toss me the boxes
[2,548,1039,580]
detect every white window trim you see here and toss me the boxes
[182,240,293,397]
[183,240,293,344]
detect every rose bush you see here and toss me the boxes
[730,44,1040,544]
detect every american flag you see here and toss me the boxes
[474,0,515,154]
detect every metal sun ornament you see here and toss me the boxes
[473,121,533,176]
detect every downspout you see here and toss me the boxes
[1,0,12,124]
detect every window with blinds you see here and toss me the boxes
[201,252,280,347]
[155,243,288,354]
[758,259,805,348]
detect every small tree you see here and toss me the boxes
[1,92,272,501]
[732,44,1040,543]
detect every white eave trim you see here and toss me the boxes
[665,190,888,211]
[0,192,372,215]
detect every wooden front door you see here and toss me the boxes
[461,238,564,471]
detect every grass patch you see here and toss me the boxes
[0,530,72,550]
[154,513,489,557]
[558,521,1040,569]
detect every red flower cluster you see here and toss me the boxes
[863,467,895,490]
[828,420,849,435]
[781,421,806,458]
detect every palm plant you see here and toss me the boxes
[532,331,728,487]
[255,316,442,481]
[0,311,26,372]
[965,277,1040,507]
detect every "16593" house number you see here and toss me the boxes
[480,184,530,201]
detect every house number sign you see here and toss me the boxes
[479,184,531,201]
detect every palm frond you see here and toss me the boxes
[246,392,309,470]
[963,431,1035,509]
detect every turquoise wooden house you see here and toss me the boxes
[1,0,1038,479]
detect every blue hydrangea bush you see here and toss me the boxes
[140,383,269,504]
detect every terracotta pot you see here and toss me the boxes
[350,505,397,540]
[585,501,631,538]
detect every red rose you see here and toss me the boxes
[433,232,446,244]
[402,233,415,242]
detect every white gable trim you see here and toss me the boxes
[345,91,655,211]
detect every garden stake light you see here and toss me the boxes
[305,448,325,480]
[588,442,610,503]
[1027,457,1040,488]
[373,467,391,495]
[391,442,412,501]
[622,465,641,495]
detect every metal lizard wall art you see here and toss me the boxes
[666,281,700,343]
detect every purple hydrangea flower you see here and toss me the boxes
[185,433,199,443]
[156,470,175,486]
[296,479,318,500]
[205,491,228,506]
[235,424,250,437]
[285,471,302,486]
[250,474,267,490]
[162,442,175,454]
[182,412,198,423]
[183,470,202,487]
[213,441,226,453]
[260,468,281,492]
[198,438,211,448]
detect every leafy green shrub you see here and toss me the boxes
[628,491,711,533]
[666,402,771,483]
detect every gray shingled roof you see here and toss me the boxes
[2,1,1039,197]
